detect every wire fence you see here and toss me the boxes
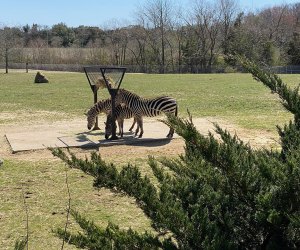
[1,62,300,74]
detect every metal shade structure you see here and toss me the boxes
[83,66,102,130]
[84,66,126,139]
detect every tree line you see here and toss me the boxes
[0,0,299,73]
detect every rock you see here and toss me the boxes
[34,71,49,83]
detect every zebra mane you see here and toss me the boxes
[118,88,171,101]
[118,88,142,99]
[119,89,140,97]
[87,99,111,116]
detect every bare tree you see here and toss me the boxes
[136,0,175,73]
[218,0,239,54]
[127,25,148,72]
[184,0,222,72]
[103,20,130,66]
[0,27,22,73]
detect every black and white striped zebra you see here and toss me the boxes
[115,89,178,138]
[86,98,136,132]
[104,105,142,139]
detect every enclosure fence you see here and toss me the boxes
[1,63,300,74]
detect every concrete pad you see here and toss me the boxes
[5,119,179,153]
[6,131,67,152]
[58,133,100,148]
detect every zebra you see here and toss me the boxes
[104,105,142,139]
[86,98,136,132]
[114,89,178,138]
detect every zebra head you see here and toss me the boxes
[86,108,97,130]
[86,99,112,130]
[104,113,115,139]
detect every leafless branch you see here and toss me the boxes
[61,170,71,250]
[21,184,29,250]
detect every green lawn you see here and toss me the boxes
[1,71,299,130]
[0,159,153,249]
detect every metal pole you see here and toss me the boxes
[93,85,100,130]
[110,89,118,140]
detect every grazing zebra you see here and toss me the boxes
[104,105,142,139]
[86,98,136,132]
[115,89,178,138]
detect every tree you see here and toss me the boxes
[51,56,300,249]
[104,22,130,66]
[127,25,149,72]
[137,0,175,73]
[219,0,239,55]
[73,26,104,47]
[0,27,22,73]
[184,0,222,72]
[287,32,300,65]
[286,4,300,65]
[51,23,75,47]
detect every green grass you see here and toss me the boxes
[1,71,299,131]
[0,159,153,249]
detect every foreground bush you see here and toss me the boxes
[51,58,300,249]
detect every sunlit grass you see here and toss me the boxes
[1,71,299,131]
[0,159,153,249]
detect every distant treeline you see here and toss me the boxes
[0,0,299,73]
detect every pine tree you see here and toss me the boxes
[51,56,300,249]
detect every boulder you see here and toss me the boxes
[34,71,49,83]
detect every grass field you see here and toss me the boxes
[1,71,300,249]
[0,158,154,249]
[1,71,300,130]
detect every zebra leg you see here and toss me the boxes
[167,128,174,138]
[120,119,124,137]
[117,119,122,136]
[166,106,177,138]
[129,118,136,132]
[137,117,144,138]
[134,119,140,137]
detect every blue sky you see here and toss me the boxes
[0,0,298,28]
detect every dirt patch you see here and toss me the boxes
[0,116,279,163]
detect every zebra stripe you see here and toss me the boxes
[86,98,137,132]
[105,105,142,139]
[115,89,178,138]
